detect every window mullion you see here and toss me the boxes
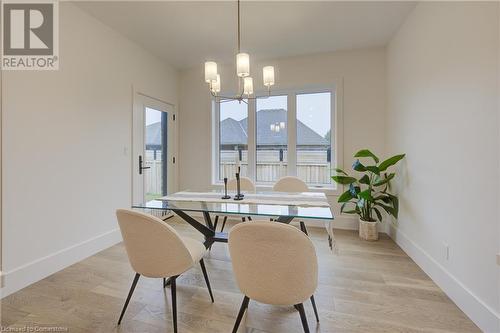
[287,93,297,177]
[247,99,256,181]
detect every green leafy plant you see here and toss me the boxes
[332,149,405,222]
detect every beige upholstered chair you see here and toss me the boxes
[228,176,256,192]
[214,176,256,232]
[228,222,319,333]
[273,176,309,193]
[116,209,214,332]
[272,176,311,234]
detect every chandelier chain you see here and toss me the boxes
[237,0,241,53]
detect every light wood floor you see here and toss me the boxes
[1,218,480,333]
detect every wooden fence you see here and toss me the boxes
[220,162,331,184]
[144,159,163,196]
[144,149,333,196]
[219,149,332,184]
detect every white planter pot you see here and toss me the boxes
[359,218,378,241]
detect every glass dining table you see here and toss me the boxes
[132,189,335,250]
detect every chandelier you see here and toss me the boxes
[204,0,276,102]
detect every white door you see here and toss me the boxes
[132,93,176,204]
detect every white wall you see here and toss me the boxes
[386,2,499,331]
[498,4,500,329]
[178,48,387,229]
[0,49,3,286]
[0,3,178,297]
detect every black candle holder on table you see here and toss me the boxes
[234,172,244,201]
[221,177,231,199]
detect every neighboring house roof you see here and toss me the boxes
[297,114,330,146]
[222,109,329,146]
[219,117,248,145]
[146,108,329,148]
[146,122,162,147]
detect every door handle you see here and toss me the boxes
[139,155,150,175]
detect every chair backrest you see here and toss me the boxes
[116,209,194,278]
[273,176,309,193]
[228,176,256,192]
[228,222,318,306]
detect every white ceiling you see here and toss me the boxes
[75,1,416,70]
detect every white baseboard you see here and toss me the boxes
[388,224,500,333]
[0,228,122,299]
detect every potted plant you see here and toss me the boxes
[332,149,405,241]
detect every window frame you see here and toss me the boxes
[211,80,344,195]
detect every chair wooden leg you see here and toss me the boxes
[200,259,214,303]
[310,295,319,322]
[232,296,250,333]
[118,273,140,325]
[171,276,178,333]
[221,216,228,232]
[296,303,310,333]
[213,215,219,231]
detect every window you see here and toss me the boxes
[296,92,332,185]
[256,95,288,182]
[213,86,339,189]
[219,99,248,180]
[144,107,168,200]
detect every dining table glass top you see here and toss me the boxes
[132,189,334,220]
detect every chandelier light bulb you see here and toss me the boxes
[270,124,276,132]
[236,53,250,77]
[205,61,218,83]
[263,66,275,87]
[211,74,221,93]
[280,121,285,129]
[243,77,254,95]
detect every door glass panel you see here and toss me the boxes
[219,99,248,180]
[145,107,168,200]
[296,92,332,185]
[256,95,288,182]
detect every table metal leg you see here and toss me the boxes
[299,221,309,235]
[213,215,219,230]
[276,216,310,237]
[202,211,214,230]
[275,216,295,224]
[171,209,228,249]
